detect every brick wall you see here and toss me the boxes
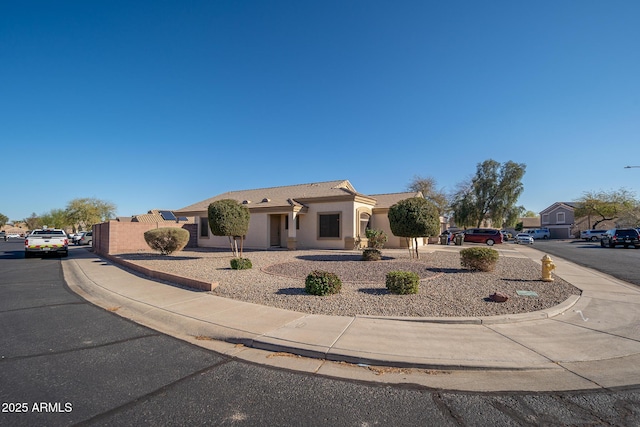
[93,221,197,255]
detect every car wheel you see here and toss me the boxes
[591,236,598,241]
[486,239,495,246]
[609,242,615,248]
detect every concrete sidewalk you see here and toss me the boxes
[62,245,640,392]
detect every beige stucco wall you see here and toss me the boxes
[192,198,441,250]
[193,198,378,250]
[370,209,429,249]
[295,199,359,250]
[196,212,270,249]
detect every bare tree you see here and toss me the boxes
[407,175,449,216]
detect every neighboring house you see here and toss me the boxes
[540,202,577,239]
[130,209,190,223]
[174,180,429,250]
[114,210,192,224]
[519,217,541,230]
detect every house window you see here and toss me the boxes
[359,213,371,237]
[199,217,209,238]
[285,215,300,230]
[318,213,340,238]
[542,214,549,224]
[557,212,565,224]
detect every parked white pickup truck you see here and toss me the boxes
[25,228,69,257]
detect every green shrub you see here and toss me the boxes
[230,257,252,270]
[365,228,388,249]
[143,227,190,255]
[460,247,499,272]
[385,271,420,294]
[305,270,342,296]
[362,248,382,261]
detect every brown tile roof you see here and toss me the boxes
[176,180,366,214]
[520,217,541,228]
[369,192,422,209]
[131,210,189,223]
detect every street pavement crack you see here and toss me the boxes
[74,359,233,426]
[0,333,161,362]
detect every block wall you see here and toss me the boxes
[93,221,197,255]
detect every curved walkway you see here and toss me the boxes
[62,244,640,392]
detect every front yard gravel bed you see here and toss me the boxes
[114,248,581,318]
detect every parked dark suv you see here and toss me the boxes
[463,228,503,246]
[600,228,640,248]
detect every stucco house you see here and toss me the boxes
[175,179,433,250]
[540,202,577,239]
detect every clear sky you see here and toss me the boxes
[2,1,639,222]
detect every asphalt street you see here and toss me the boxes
[2,240,640,426]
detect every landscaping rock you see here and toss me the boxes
[490,292,509,303]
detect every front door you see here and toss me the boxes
[270,215,281,246]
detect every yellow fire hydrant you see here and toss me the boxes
[541,254,556,282]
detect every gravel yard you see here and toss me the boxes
[114,247,581,318]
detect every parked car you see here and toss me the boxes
[524,228,550,239]
[463,228,503,246]
[8,233,21,238]
[580,229,607,241]
[77,231,93,245]
[500,230,513,241]
[515,233,534,244]
[600,228,640,248]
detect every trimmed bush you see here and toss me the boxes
[362,248,382,261]
[365,228,388,249]
[460,247,499,272]
[230,257,252,270]
[305,270,342,296]
[143,227,190,255]
[385,271,420,295]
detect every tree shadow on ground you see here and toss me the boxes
[358,287,389,295]
[295,254,395,261]
[116,253,200,261]
[427,267,467,274]
[275,287,308,296]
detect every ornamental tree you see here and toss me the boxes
[207,199,250,257]
[388,197,440,259]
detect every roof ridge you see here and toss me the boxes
[221,179,350,194]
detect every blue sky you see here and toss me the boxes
[2,1,639,221]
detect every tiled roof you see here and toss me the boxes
[131,210,189,223]
[176,180,364,213]
[369,192,422,209]
[520,217,541,228]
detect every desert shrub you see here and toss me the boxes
[143,227,190,255]
[362,248,382,261]
[304,270,342,296]
[385,271,420,294]
[230,257,252,270]
[365,228,388,249]
[460,247,499,272]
